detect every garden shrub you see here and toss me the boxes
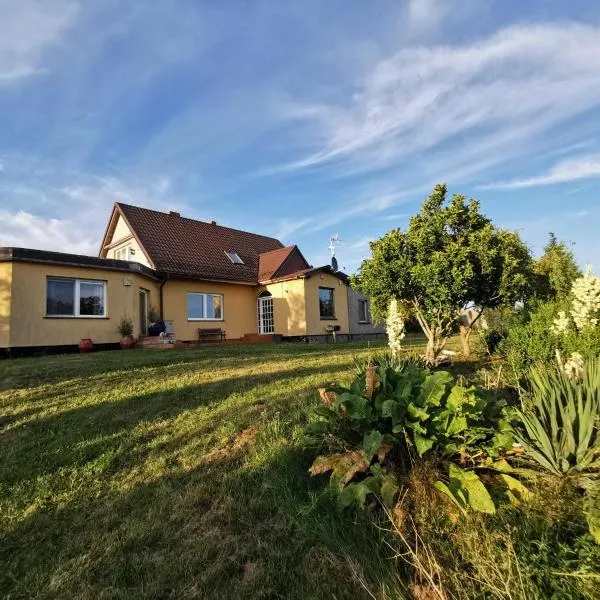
[513,355,600,543]
[306,360,514,513]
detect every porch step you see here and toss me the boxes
[137,335,176,349]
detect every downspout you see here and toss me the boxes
[159,275,168,320]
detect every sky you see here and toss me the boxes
[1,0,600,273]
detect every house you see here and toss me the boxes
[0,203,385,353]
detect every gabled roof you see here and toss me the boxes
[258,245,311,282]
[264,264,349,285]
[100,203,284,283]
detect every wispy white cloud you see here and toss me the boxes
[0,210,96,254]
[481,153,600,190]
[276,23,600,178]
[274,218,314,242]
[0,0,78,85]
[0,169,183,253]
[375,212,410,222]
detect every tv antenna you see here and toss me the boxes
[328,233,342,258]
[328,233,342,271]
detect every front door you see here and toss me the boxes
[257,296,274,334]
[139,290,148,336]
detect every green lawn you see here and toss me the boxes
[1,341,416,600]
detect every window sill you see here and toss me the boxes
[188,319,225,322]
[44,316,109,320]
[320,316,337,320]
[358,321,371,325]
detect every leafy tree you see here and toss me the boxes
[534,233,580,301]
[352,184,533,362]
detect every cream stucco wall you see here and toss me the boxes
[7,262,159,347]
[162,279,258,341]
[105,215,151,267]
[0,262,12,348]
[304,273,349,336]
[264,278,307,336]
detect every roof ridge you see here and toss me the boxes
[116,202,284,245]
[259,245,295,256]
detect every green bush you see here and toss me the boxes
[514,358,600,477]
[307,361,513,512]
[498,296,600,385]
[513,357,600,542]
[498,301,561,383]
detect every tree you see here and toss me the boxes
[534,233,580,301]
[351,184,533,363]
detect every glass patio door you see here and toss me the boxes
[257,296,274,334]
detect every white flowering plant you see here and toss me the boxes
[385,299,406,357]
[552,266,600,334]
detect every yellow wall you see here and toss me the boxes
[304,273,349,335]
[162,279,258,341]
[8,262,159,347]
[264,278,307,336]
[0,262,12,348]
[105,215,151,267]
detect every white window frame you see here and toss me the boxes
[114,246,131,261]
[46,277,107,318]
[224,251,244,265]
[187,292,224,321]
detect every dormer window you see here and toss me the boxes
[225,251,244,265]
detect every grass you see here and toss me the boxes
[1,340,413,600]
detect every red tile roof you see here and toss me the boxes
[114,203,284,283]
[257,245,310,282]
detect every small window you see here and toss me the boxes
[225,251,244,265]
[188,293,224,321]
[114,246,130,261]
[319,287,335,319]
[46,278,106,318]
[358,299,369,323]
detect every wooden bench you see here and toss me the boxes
[197,328,226,343]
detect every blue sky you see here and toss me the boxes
[0,0,599,272]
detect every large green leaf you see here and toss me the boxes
[446,415,468,436]
[337,392,371,420]
[434,480,467,515]
[448,464,496,514]
[407,402,429,421]
[446,385,471,411]
[418,371,452,407]
[337,481,372,510]
[414,432,435,456]
[363,430,384,460]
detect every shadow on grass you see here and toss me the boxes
[1,443,406,600]
[0,341,387,393]
[0,363,348,488]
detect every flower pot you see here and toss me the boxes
[120,335,135,349]
[79,338,94,353]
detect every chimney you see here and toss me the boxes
[168,211,180,217]
[210,220,217,225]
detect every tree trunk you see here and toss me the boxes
[425,329,447,365]
[459,325,472,357]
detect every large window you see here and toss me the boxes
[46,278,106,318]
[187,293,223,321]
[319,287,335,319]
[358,299,369,323]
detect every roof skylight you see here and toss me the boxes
[225,251,244,265]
